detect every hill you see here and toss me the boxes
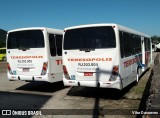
[0,29,7,48]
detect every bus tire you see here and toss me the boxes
[2,57,6,61]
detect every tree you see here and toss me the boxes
[151,35,160,43]
[0,29,7,48]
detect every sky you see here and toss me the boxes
[0,0,160,36]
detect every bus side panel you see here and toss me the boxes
[120,56,136,88]
[49,56,63,82]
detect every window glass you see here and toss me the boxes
[49,34,56,56]
[148,39,151,51]
[56,35,62,56]
[120,31,142,58]
[119,31,124,58]
[123,32,132,57]
[131,34,141,55]
[64,26,116,50]
[7,30,44,49]
[144,38,150,51]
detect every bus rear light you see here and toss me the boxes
[84,72,93,76]
[109,65,119,81]
[7,63,11,70]
[41,62,48,75]
[7,63,13,75]
[63,65,68,74]
[112,65,119,74]
[63,65,70,79]
[43,63,47,71]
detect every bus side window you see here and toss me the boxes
[119,31,124,58]
[144,37,150,51]
[148,38,151,51]
[131,34,137,55]
[49,34,56,56]
[55,35,62,56]
[123,32,132,57]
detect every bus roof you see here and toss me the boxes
[64,23,150,38]
[8,27,63,35]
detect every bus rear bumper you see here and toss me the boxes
[63,78,122,90]
[7,73,57,83]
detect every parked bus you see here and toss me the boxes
[63,24,152,90]
[154,42,160,52]
[7,27,63,82]
[0,48,6,61]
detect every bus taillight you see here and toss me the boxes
[112,65,119,73]
[109,65,119,81]
[7,63,13,74]
[63,65,70,79]
[41,62,48,75]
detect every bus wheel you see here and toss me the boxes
[2,57,6,61]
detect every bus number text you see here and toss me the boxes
[17,60,32,63]
[78,63,98,66]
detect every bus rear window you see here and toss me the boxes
[64,26,116,50]
[7,30,44,49]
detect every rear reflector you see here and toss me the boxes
[7,63,13,74]
[84,72,93,76]
[63,65,70,79]
[41,62,48,75]
[63,65,68,75]
[113,66,119,73]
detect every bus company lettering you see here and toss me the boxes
[56,59,62,65]
[124,56,142,68]
[68,58,112,61]
[11,56,43,59]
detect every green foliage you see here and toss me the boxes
[151,35,160,43]
[0,29,7,47]
[0,29,7,48]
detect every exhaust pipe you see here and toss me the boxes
[78,82,80,86]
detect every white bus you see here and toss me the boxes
[154,42,160,52]
[7,27,63,83]
[63,24,152,90]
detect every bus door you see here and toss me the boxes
[144,37,151,68]
[48,34,63,80]
[141,37,145,72]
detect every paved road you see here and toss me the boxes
[0,52,158,118]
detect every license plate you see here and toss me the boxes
[23,68,29,72]
[84,72,93,76]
